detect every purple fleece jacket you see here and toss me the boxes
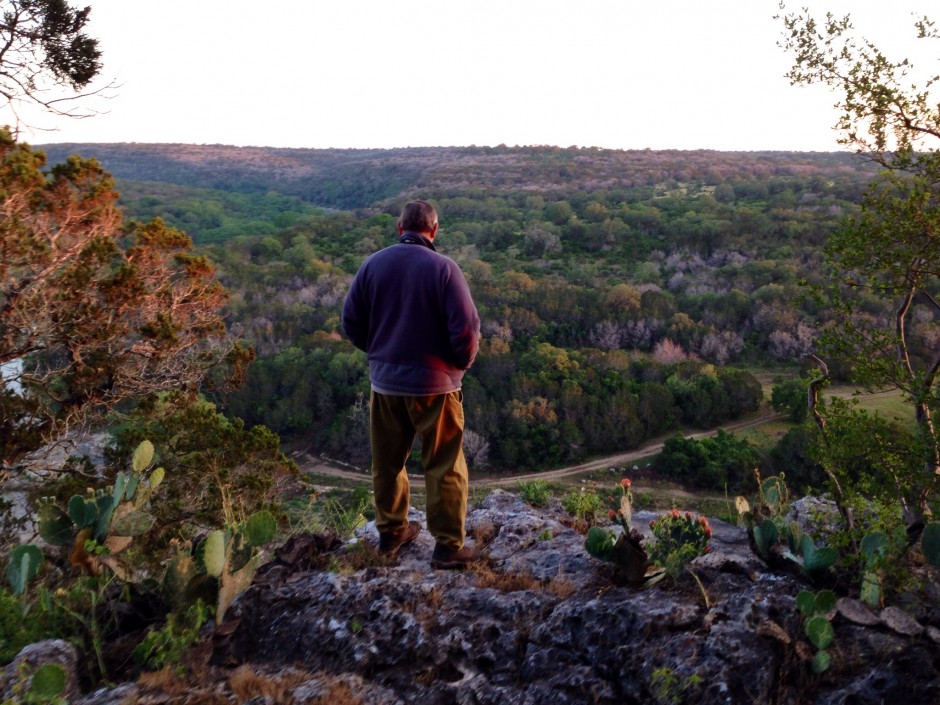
[341,232,480,395]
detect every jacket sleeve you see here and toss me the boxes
[341,270,370,351]
[445,265,480,370]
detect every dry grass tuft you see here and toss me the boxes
[229,665,286,701]
[559,516,590,535]
[470,562,540,592]
[425,584,443,609]
[309,678,368,705]
[137,664,361,705]
[471,519,499,546]
[228,664,316,703]
[137,666,191,694]
[543,572,577,599]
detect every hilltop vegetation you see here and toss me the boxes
[32,141,887,477]
[39,142,873,215]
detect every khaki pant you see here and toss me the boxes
[370,390,468,549]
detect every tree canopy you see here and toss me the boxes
[0,0,103,119]
[779,4,940,516]
[0,132,248,463]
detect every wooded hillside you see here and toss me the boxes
[34,142,885,476]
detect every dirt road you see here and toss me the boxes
[295,409,786,487]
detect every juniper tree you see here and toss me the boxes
[0,0,106,119]
[0,132,250,464]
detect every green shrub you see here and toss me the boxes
[517,480,552,507]
[133,601,211,671]
[0,589,55,665]
[652,430,761,492]
[561,486,603,524]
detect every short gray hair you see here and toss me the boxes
[399,200,438,233]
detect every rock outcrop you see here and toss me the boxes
[43,489,940,704]
[212,491,940,704]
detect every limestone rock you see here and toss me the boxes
[880,605,924,637]
[204,489,940,704]
[1,640,80,704]
[836,597,881,626]
[55,489,940,704]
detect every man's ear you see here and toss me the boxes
[428,222,439,240]
[397,220,404,235]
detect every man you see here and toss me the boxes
[342,200,481,569]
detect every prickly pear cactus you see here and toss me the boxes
[245,510,276,547]
[38,502,74,546]
[752,519,778,561]
[67,495,97,528]
[109,510,156,537]
[585,526,616,562]
[797,534,836,581]
[6,544,44,595]
[760,473,789,514]
[132,439,155,473]
[859,532,890,607]
[203,530,226,578]
[34,439,165,579]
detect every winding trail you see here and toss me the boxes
[294,409,786,487]
[295,388,901,487]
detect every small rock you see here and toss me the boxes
[0,640,80,704]
[880,606,924,637]
[756,619,791,645]
[74,684,138,705]
[836,597,881,626]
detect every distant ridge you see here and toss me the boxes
[35,142,871,211]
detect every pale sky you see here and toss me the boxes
[14,0,939,152]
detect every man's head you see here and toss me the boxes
[398,200,439,238]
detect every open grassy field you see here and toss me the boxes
[827,387,912,423]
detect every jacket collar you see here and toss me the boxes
[399,231,436,251]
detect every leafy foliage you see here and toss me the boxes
[517,480,552,507]
[132,600,211,671]
[652,430,762,492]
[0,133,248,463]
[561,486,603,524]
[0,0,103,118]
[107,396,294,529]
[771,378,809,423]
[780,4,940,517]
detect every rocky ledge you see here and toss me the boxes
[8,489,940,704]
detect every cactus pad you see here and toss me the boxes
[204,530,226,577]
[7,544,44,595]
[132,440,155,473]
[110,510,156,537]
[245,510,277,547]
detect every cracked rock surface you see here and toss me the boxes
[204,490,939,705]
[29,489,935,704]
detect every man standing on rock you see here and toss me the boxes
[342,200,481,569]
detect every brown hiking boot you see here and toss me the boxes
[430,543,479,570]
[378,520,421,556]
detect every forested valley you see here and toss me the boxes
[37,143,891,485]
